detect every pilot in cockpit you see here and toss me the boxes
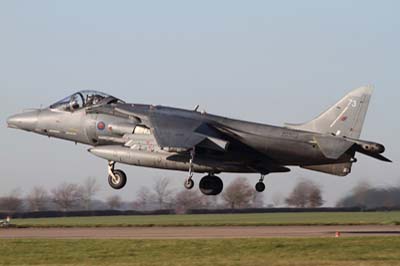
[69,95,82,111]
[86,94,105,106]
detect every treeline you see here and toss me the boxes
[336,181,400,209]
[0,177,267,214]
[2,176,399,214]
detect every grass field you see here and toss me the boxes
[0,237,399,266]
[11,212,400,228]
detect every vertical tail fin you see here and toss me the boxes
[285,86,373,139]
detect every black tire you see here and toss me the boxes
[184,179,195,190]
[255,182,266,192]
[199,175,223,196]
[108,169,127,190]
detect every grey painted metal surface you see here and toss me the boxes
[7,87,391,193]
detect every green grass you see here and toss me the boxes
[0,238,400,266]
[11,212,400,228]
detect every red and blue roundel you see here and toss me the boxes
[97,121,106,130]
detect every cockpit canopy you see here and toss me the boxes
[50,90,124,111]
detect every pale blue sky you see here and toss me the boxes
[1,0,399,206]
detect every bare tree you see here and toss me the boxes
[107,195,122,210]
[285,180,324,208]
[336,181,373,208]
[80,177,100,210]
[202,195,219,209]
[153,177,174,209]
[0,189,23,212]
[222,177,254,209]
[337,185,400,208]
[27,187,49,212]
[272,193,284,207]
[175,189,205,214]
[251,191,265,208]
[51,183,84,211]
[286,182,308,208]
[352,181,371,207]
[309,187,324,208]
[132,187,154,210]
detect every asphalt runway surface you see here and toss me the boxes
[1,225,400,239]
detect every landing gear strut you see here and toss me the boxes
[184,148,196,190]
[108,161,127,190]
[255,174,266,192]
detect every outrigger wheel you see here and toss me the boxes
[255,174,266,192]
[255,181,266,192]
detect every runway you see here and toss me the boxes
[1,225,400,239]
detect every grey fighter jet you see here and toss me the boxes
[7,87,391,195]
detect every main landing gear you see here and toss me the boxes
[186,172,263,196]
[183,148,224,196]
[185,173,223,196]
[182,148,267,195]
[108,161,127,190]
[199,174,223,196]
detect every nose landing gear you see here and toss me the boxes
[108,161,127,190]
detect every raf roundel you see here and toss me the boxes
[97,121,106,130]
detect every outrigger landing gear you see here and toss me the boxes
[184,148,196,190]
[108,161,127,190]
[255,174,266,192]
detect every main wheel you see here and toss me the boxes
[108,169,127,190]
[255,182,266,192]
[199,175,223,196]
[184,179,195,190]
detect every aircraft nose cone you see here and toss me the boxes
[7,111,39,131]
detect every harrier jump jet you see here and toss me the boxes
[7,87,391,195]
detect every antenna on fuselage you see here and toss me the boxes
[193,105,200,112]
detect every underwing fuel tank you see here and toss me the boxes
[88,145,214,173]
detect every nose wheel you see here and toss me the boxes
[108,161,127,190]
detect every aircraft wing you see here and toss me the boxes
[113,104,227,151]
[148,110,206,150]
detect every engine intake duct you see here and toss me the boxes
[108,123,137,135]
